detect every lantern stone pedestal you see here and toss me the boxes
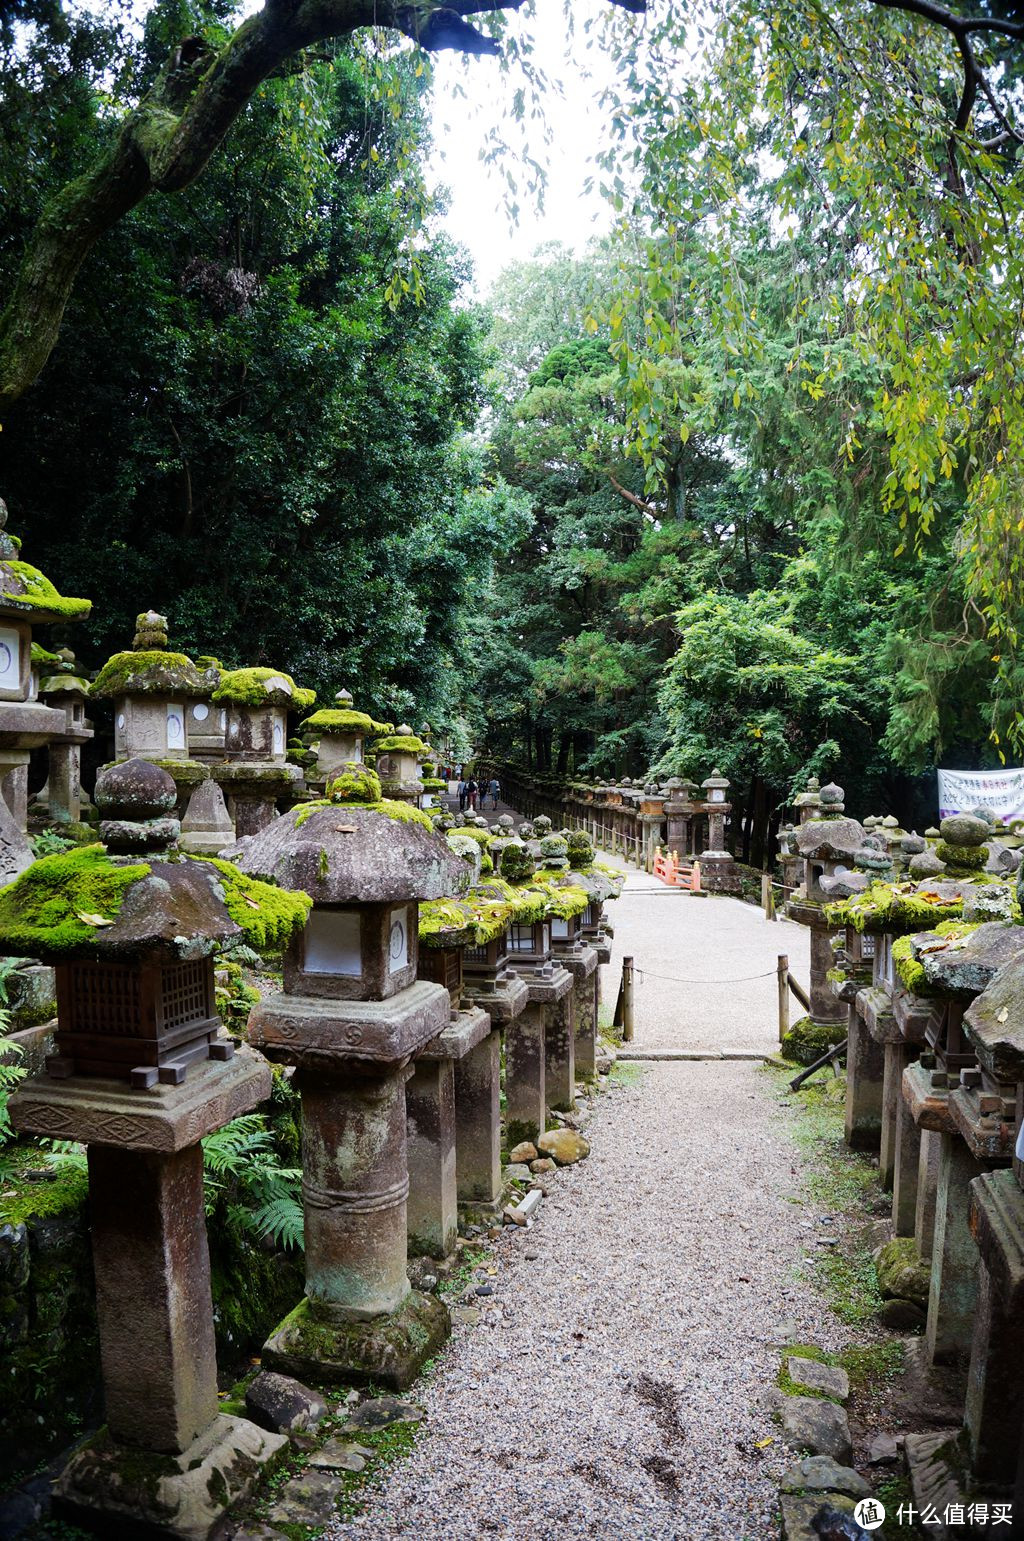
[408,1006,491,1257]
[506,967,572,1145]
[461,940,529,1207]
[11,1055,286,1540]
[249,984,452,1389]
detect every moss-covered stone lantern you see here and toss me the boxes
[4,757,310,1538]
[788,795,866,1036]
[235,766,468,1389]
[497,843,573,1144]
[408,897,494,1255]
[207,665,311,838]
[304,690,393,785]
[0,501,91,833]
[555,834,623,1082]
[38,648,94,828]
[373,725,427,804]
[90,612,216,810]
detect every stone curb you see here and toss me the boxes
[616,1048,776,1062]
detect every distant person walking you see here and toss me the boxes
[488,776,501,810]
[457,778,468,813]
[466,776,479,812]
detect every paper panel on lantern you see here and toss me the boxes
[305,908,361,976]
[0,627,20,692]
[166,702,186,750]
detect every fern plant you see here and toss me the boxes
[202,1115,303,1251]
[0,1014,25,1144]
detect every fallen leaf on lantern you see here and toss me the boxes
[334,824,357,834]
[76,911,113,927]
[998,1008,1009,1023]
[243,897,260,910]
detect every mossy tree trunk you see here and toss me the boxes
[2,0,579,408]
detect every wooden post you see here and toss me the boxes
[762,873,776,921]
[778,954,790,1044]
[622,956,635,1042]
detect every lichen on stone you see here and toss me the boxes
[212,666,315,711]
[0,560,91,620]
[0,845,150,956]
[91,649,216,698]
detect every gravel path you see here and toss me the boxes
[326,1059,844,1541]
[606,864,811,1054]
[323,818,834,1540]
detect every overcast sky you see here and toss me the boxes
[425,1,629,296]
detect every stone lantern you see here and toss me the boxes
[207,665,310,838]
[455,882,530,1208]
[410,896,495,1252]
[90,611,216,810]
[373,725,427,804]
[956,952,1024,1488]
[235,768,467,1387]
[544,870,600,1088]
[38,649,93,827]
[0,502,91,833]
[664,777,698,857]
[788,797,865,1034]
[638,782,667,869]
[794,775,822,824]
[499,844,573,1144]
[4,758,307,1537]
[304,689,392,784]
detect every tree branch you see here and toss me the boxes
[0,0,646,409]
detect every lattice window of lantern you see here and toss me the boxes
[160,960,213,1030]
[63,963,142,1037]
[464,945,487,964]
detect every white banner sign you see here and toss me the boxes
[937,767,1024,825]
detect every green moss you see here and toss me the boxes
[90,649,213,698]
[188,857,312,950]
[293,799,328,829]
[448,826,492,848]
[935,841,987,872]
[419,898,475,948]
[892,934,928,994]
[373,733,427,755]
[0,560,91,619]
[532,875,591,919]
[303,707,374,736]
[30,642,61,668]
[0,845,149,957]
[326,765,382,804]
[374,798,434,832]
[826,880,963,934]
[212,666,315,711]
[780,1014,844,1065]
[293,797,435,835]
[0,1155,89,1228]
[893,920,982,995]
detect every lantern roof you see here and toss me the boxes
[235,800,468,904]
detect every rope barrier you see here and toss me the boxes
[634,966,780,986]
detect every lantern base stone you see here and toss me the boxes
[263,1290,449,1392]
[52,1414,287,1541]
